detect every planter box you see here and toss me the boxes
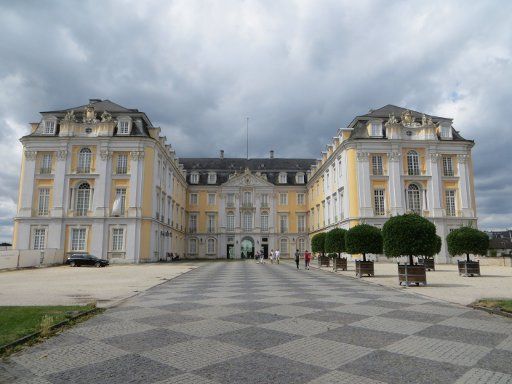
[418,257,435,271]
[318,256,330,267]
[334,257,347,271]
[458,260,480,276]
[355,260,374,277]
[398,264,427,286]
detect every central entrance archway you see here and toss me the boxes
[240,237,254,259]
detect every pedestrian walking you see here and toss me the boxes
[275,249,280,264]
[259,249,265,264]
[294,249,300,269]
[255,250,261,263]
[304,250,311,270]
[270,249,275,264]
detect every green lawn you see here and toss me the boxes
[475,299,512,313]
[0,304,96,347]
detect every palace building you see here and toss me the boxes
[13,100,476,262]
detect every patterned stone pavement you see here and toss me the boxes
[2,261,512,384]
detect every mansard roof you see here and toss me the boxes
[180,157,315,186]
[42,99,138,114]
[347,104,470,142]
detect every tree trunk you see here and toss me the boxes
[362,253,366,262]
[466,253,470,262]
[409,254,414,266]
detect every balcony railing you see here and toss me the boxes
[443,170,455,177]
[241,202,253,208]
[261,202,269,208]
[40,168,52,175]
[116,167,128,175]
[226,202,235,208]
[76,167,91,174]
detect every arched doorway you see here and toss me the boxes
[240,237,254,259]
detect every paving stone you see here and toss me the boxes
[299,310,368,325]
[316,325,406,348]
[181,305,247,319]
[258,317,342,336]
[219,311,288,325]
[211,326,301,350]
[497,336,512,351]
[440,317,512,335]
[380,309,450,323]
[197,352,328,384]
[417,325,506,347]
[166,318,251,337]
[155,302,209,312]
[317,296,370,305]
[102,328,195,352]
[105,307,171,320]
[45,354,181,384]
[223,301,276,311]
[153,372,221,384]
[25,332,90,353]
[256,296,308,305]
[406,303,471,317]
[331,304,395,316]
[350,315,431,335]
[477,349,512,374]
[257,304,321,317]
[134,312,203,327]
[454,368,512,384]
[307,370,387,384]
[385,335,492,366]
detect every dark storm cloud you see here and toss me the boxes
[0,0,511,241]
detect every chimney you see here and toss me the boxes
[270,150,274,159]
[220,149,224,159]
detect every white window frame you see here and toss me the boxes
[372,155,383,175]
[207,214,216,233]
[261,213,269,232]
[32,227,47,250]
[190,193,198,205]
[279,238,288,254]
[189,238,198,254]
[295,172,305,184]
[189,214,198,233]
[78,148,92,173]
[297,237,306,252]
[297,193,305,205]
[206,238,216,254]
[227,193,235,206]
[43,120,56,135]
[279,215,288,233]
[38,188,50,216]
[41,153,52,174]
[297,215,306,232]
[445,189,456,216]
[207,193,216,205]
[116,154,128,174]
[227,213,235,232]
[243,191,252,206]
[278,172,287,184]
[279,193,288,205]
[407,150,420,176]
[115,188,127,215]
[373,189,385,216]
[443,156,454,177]
[70,227,87,252]
[190,172,199,184]
[75,183,91,216]
[243,212,253,231]
[370,122,382,137]
[207,172,217,184]
[407,184,421,213]
[118,119,130,135]
[111,227,125,251]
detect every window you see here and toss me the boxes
[279,172,287,184]
[207,214,216,233]
[325,171,330,190]
[33,228,46,250]
[298,237,306,252]
[296,173,305,184]
[298,215,306,232]
[38,188,50,216]
[441,126,451,139]
[445,190,456,216]
[227,213,235,232]
[279,193,288,205]
[114,188,126,216]
[297,193,305,205]
[77,148,92,173]
[261,194,269,207]
[261,213,269,232]
[407,150,420,175]
[327,198,331,224]
[207,193,216,205]
[407,184,421,213]
[374,189,385,216]
[189,214,197,233]
[371,122,382,136]
[117,154,128,174]
[118,120,130,135]
[279,238,288,254]
[207,172,217,184]
[190,193,198,205]
[443,156,454,177]
[43,120,56,134]
[75,183,90,216]
[227,193,235,207]
[243,192,252,206]
[190,172,199,184]
[71,228,87,251]
[372,155,383,175]
[243,212,253,231]
[111,228,124,251]
[189,238,198,254]
[280,215,288,233]
[41,153,52,174]
[207,238,215,254]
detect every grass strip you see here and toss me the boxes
[473,299,512,314]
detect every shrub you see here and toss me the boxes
[311,232,326,255]
[345,224,383,262]
[446,227,489,262]
[325,228,347,257]
[382,214,437,265]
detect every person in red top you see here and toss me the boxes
[304,250,312,270]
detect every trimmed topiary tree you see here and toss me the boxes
[446,227,489,262]
[382,213,437,265]
[325,228,347,258]
[311,232,326,256]
[345,224,383,261]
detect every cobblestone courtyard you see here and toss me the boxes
[2,261,512,383]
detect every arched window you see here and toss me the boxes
[279,238,288,254]
[78,148,92,173]
[75,182,90,216]
[407,184,421,213]
[189,238,197,254]
[207,238,216,254]
[297,237,306,252]
[407,150,420,175]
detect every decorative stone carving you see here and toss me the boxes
[63,110,76,122]
[24,150,37,161]
[388,151,401,162]
[101,111,113,122]
[386,113,398,125]
[430,153,441,163]
[457,154,469,163]
[401,110,421,128]
[83,105,97,123]
[356,151,370,162]
[130,151,145,161]
[57,150,68,161]
[99,149,112,161]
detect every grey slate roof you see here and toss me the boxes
[180,157,316,186]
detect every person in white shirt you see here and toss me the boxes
[270,249,275,264]
[275,249,280,264]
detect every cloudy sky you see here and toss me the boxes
[0,0,511,241]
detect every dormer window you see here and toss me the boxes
[440,124,452,139]
[278,172,287,184]
[369,121,382,137]
[117,119,130,135]
[43,120,56,135]
[295,172,305,184]
[190,172,199,184]
[207,172,217,184]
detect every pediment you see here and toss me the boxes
[221,170,273,187]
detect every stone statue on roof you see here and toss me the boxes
[63,110,76,122]
[101,110,113,122]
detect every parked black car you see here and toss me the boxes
[66,254,109,267]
